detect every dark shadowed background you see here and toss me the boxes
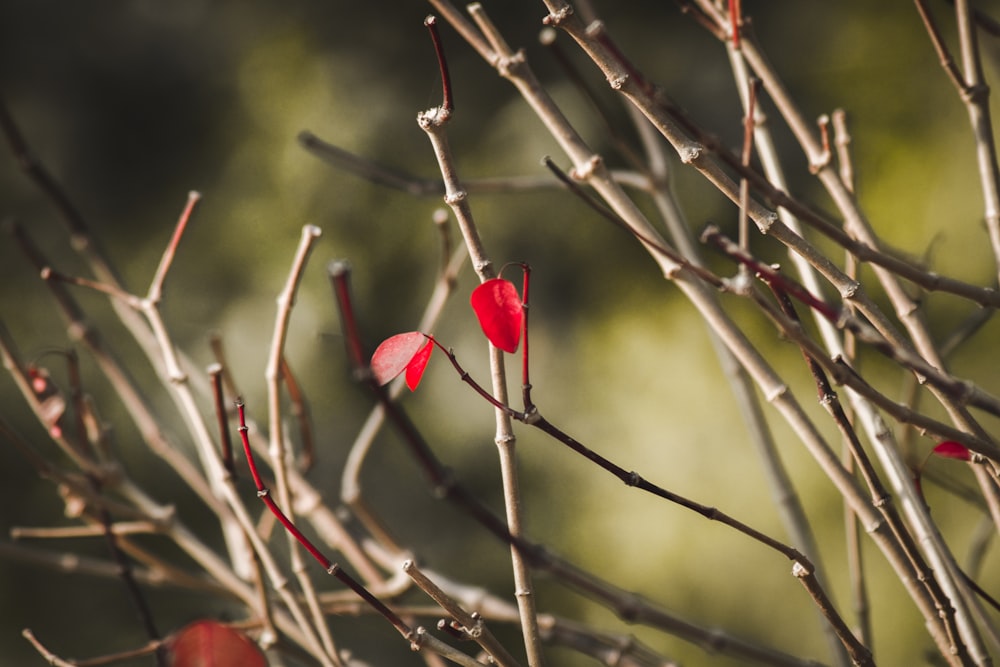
[2,1,1000,665]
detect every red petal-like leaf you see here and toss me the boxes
[370,332,427,386]
[470,278,523,353]
[169,620,267,667]
[405,338,434,391]
[932,441,971,461]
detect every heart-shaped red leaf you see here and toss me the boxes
[932,441,971,461]
[371,332,427,386]
[470,278,523,353]
[169,620,267,667]
[405,338,434,391]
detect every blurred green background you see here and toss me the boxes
[2,1,1000,665]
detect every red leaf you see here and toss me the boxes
[169,620,267,667]
[932,441,971,461]
[371,332,427,385]
[405,338,434,391]
[470,278,523,353]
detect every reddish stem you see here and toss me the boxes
[729,0,742,49]
[236,401,330,568]
[499,262,534,412]
[429,338,523,419]
[817,114,832,162]
[148,191,200,304]
[425,15,454,116]
[234,400,413,638]
[519,264,532,412]
[700,224,842,324]
[328,261,368,379]
[208,364,236,476]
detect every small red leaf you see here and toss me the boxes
[932,441,971,461]
[405,338,434,391]
[169,620,267,667]
[470,278,523,353]
[371,332,427,386]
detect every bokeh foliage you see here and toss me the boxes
[2,1,1000,665]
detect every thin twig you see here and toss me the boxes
[147,190,200,305]
[950,0,1000,286]
[423,334,872,663]
[404,560,522,667]
[350,366,833,666]
[298,130,650,194]
[419,10,545,664]
[236,402,485,667]
[439,2,974,660]
[262,224,339,662]
[209,363,236,477]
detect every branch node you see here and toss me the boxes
[679,146,702,164]
[839,279,861,299]
[542,5,573,27]
[757,211,778,233]
[496,50,526,78]
[443,190,467,206]
[608,74,628,90]
[765,383,788,402]
[570,155,602,180]
[791,561,812,577]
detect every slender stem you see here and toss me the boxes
[952,0,1000,286]
[418,13,545,663]
[298,131,655,194]
[237,403,488,666]
[698,229,1000,452]
[147,191,199,305]
[436,2,968,659]
[519,264,532,412]
[243,398,386,586]
[538,27,647,171]
[728,0,742,48]
[425,16,454,116]
[236,402,410,637]
[89,474,167,667]
[359,352,824,665]
[696,13,998,654]
[1,331,316,654]
[24,628,95,667]
[404,560,522,667]
[631,58,845,661]
[138,289,252,580]
[433,336,867,664]
[737,76,760,271]
[830,110,855,193]
[768,287,969,663]
[328,260,368,378]
[262,224,338,661]
[914,0,970,94]
[329,246,466,563]
[279,355,316,473]
[208,363,236,477]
